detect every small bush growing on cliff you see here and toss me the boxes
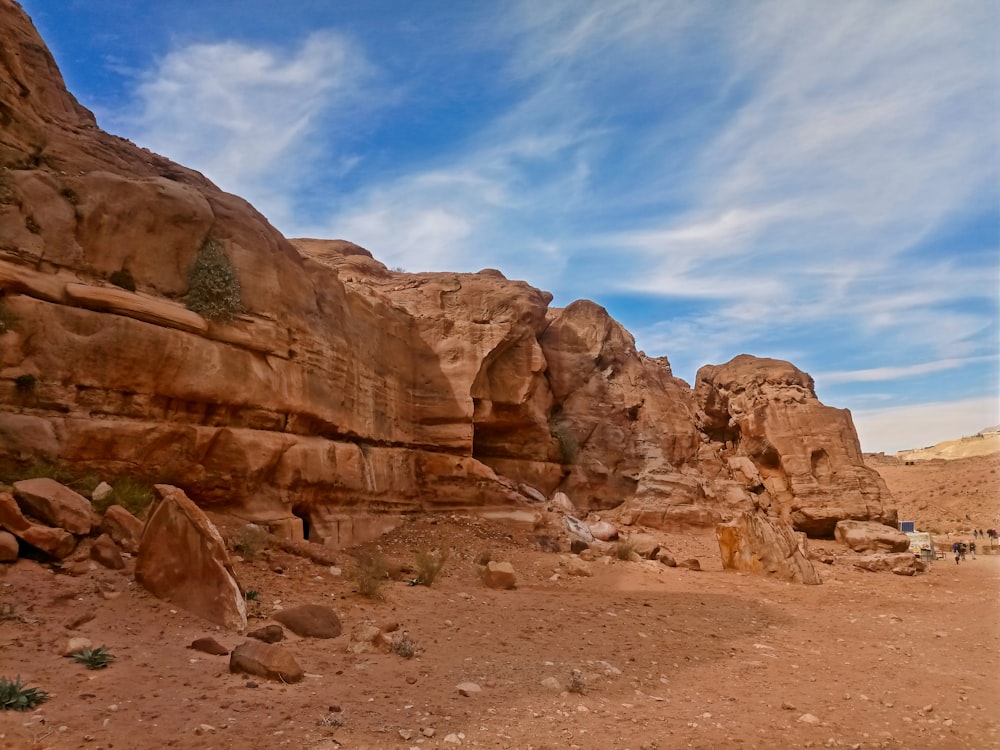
[185,238,243,321]
[550,422,579,465]
[109,268,136,292]
[0,676,48,711]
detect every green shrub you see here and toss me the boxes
[353,551,388,599]
[0,676,48,711]
[70,646,114,670]
[92,476,154,517]
[613,539,635,561]
[232,525,269,561]
[109,269,136,292]
[551,422,579,465]
[413,548,448,587]
[245,589,260,601]
[186,238,243,321]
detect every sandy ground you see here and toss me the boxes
[2,457,999,750]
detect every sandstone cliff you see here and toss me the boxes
[0,0,894,545]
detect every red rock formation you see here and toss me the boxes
[0,1,896,550]
[694,355,894,537]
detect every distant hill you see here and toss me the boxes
[893,429,1000,462]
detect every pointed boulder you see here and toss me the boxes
[135,485,246,630]
[716,511,821,585]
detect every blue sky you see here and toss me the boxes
[22,0,999,453]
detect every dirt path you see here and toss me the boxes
[2,519,998,750]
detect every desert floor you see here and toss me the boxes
[1,456,998,750]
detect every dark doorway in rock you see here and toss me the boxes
[292,505,312,542]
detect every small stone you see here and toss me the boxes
[456,681,482,696]
[62,637,92,656]
[922,704,934,713]
[190,637,229,656]
[422,727,435,737]
[540,676,562,691]
[398,729,413,740]
[443,733,462,744]
[798,713,821,724]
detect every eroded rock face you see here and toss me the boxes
[0,1,896,547]
[695,356,894,537]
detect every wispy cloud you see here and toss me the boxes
[819,356,999,385]
[118,31,377,228]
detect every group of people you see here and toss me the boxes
[953,539,977,563]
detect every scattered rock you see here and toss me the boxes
[854,553,925,575]
[0,530,18,562]
[540,676,562,691]
[273,604,343,639]
[91,482,113,504]
[588,520,619,541]
[798,713,821,724]
[0,492,77,559]
[562,557,593,577]
[229,640,304,683]
[64,611,97,630]
[627,533,661,559]
[563,516,595,545]
[456,682,481,696]
[90,533,125,570]
[190,637,229,656]
[550,491,577,515]
[656,549,677,567]
[481,561,517,589]
[248,624,285,644]
[678,558,702,571]
[13,477,93,535]
[100,505,145,554]
[62,637,92,656]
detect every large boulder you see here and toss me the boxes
[716,511,821,585]
[12,478,93,535]
[834,519,910,553]
[0,491,76,558]
[135,485,246,630]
